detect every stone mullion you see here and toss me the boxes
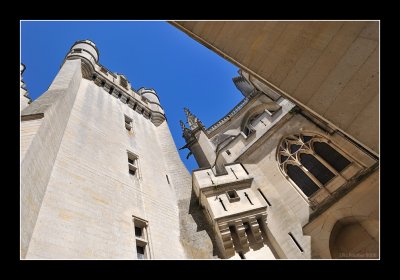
[294,150,324,189]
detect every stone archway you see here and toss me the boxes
[329,217,378,259]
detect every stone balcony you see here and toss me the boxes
[193,163,268,258]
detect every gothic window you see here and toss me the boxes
[299,153,335,185]
[277,133,353,199]
[313,141,351,172]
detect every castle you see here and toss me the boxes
[20,39,379,259]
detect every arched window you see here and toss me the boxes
[313,142,350,172]
[299,153,335,185]
[277,133,352,199]
[286,164,320,197]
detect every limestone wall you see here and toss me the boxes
[240,113,377,258]
[21,59,82,258]
[24,74,213,258]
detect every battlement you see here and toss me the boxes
[64,40,166,126]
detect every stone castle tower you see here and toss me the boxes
[21,39,379,259]
[20,40,214,259]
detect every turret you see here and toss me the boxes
[65,40,99,79]
[180,108,215,168]
[138,88,166,126]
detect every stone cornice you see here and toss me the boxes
[91,69,166,126]
[206,91,260,136]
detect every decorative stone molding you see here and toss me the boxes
[193,163,268,258]
[64,40,166,127]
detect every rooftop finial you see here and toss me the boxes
[180,119,194,143]
[180,120,187,131]
[184,107,204,130]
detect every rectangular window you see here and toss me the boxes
[135,226,143,238]
[226,190,240,202]
[133,216,150,259]
[257,188,272,206]
[125,115,133,131]
[136,245,145,259]
[288,232,304,253]
[127,152,138,178]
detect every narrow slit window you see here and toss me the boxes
[289,232,304,253]
[219,197,227,211]
[240,163,249,175]
[166,174,170,184]
[257,188,271,206]
[244,192,254,205]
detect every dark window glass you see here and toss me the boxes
[227,190,237,199]
[286,164,320,197]
[128,158,134,164]
[300,153,335,185]
[280,155,288,163]
[302,135,312,142]
[313,142,351,172]
[136,245,145,259]
[129,168,136,176]
[290,144,301,154]
[135,226,142,238]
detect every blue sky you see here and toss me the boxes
[21,21,243,172]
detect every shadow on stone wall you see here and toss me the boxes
[178,190,220,258]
